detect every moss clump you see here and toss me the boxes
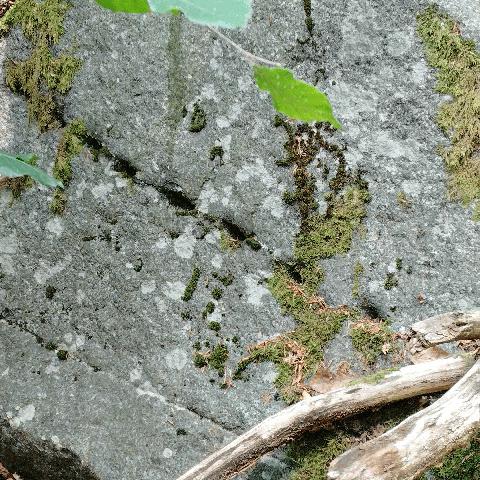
[208,321,221,332]
[49,119,87,214]
[188,103,207,133]
[352,261,364,298]
[216,272,234,287]
[384,272,398,290]
[287,432,350,480]
[417,6,480,218]
[219,230,240,251]
[245,237,261,251]
[235,122,369,403]
[211,287,223,300]
[193,352,208,368]
[182,266,201,302]
[209,146,224,162]
[202,301,215,319]
[209,344,229,374]
[349,368,398,386]
[423,435,480,480]
[56,349,68,361]
[350,318,395,365]
[235,268,355,404]
[4,0,81,131]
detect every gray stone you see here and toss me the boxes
[1,0,479,479]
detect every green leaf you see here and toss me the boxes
[94,0,151,13]
[0,152,63,188]
[254,66,341,128]
[148,0,252,28]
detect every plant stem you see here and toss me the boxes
[207,26,282,68]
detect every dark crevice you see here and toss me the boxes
[0,420,99,480]
[182,404,239,433]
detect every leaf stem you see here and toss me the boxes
[207,26,282,68]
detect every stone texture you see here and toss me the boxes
[0,0,479,479]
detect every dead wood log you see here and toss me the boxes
[176,356,472,480]
[327,359,480,480]
[411,310,480,345]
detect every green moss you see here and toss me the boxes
[350,318,395,365]
[423,435,480,480]
[3,0,81,131]
[283,190,297,205]
[245,237,262,251]
[384,272,398,290]
[218,273,234,286]
[287,432,350,480]
[3,155,37,200]
[209,344,228,374]
[193,352,208,368]
[211,287,223,300]
[189,102,207,133]
[56,349,68,361]
[202,301,215,319]
[417,6,480,218]
[50,188,67,214]
[208,321,221,332]
[352,261,364,298]
[182,266,201,302]
[235,268,355,404]
[395,258,403,271]
[219,230,240,251]
[209,145,224,162]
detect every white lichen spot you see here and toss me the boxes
[244,274,270,306]
[76,289,86,304]
[198,185,219,213]
[238,75,252,92]
[152,237,168,251]
[235,159,275,189]
[129,367,142,382]
[115,176,129,188]
[136,381,166,403]
[163,448,174,459]
[45,360,60,375]
[34,255,72,285]
[75,179,87,199]
[165,349,188,370]
[211,253,223,269]
[205,230,221,245]
[154,296,167,312]
[0,233,18,275]
[45,217,64,236]
[51,435,62,449]
[10,404,35,428]
[262,195,285,219]
[91,182,114,199]
[1,368,9,377]
[162,281,185,301]
[174,225,196,259]
[201,83,216,100]
[221,185,233,207]
[141,280,157,295]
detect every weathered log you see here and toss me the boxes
[176,356,472,480]
[327,360,480,480]
[411,310,480,345]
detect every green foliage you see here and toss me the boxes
[3,0,81,131]
[95,0,252,28]
[384,272,398,290]
[208,321,221,332]
[202,301,215,319]
[211,287,223,300]
[348,368,397,386]
[417,5,480,218]
[219,231,240,251]
[95,0,150,13]
[182,266,201,301]
[423,436,480,480]
[0,152,62,188]
[209,344,229,373]
[254,66,341,127]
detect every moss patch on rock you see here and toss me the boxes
[3,0,81,131]
[350,317,396,365]
[234,120,369,403]
[182,266,201,302]
[417,5,480,218]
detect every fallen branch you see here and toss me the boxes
[327,360,480,480]
[176,356,472,480]
[411,310,480,345]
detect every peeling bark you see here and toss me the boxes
[411,310,480,345]
[176,356,472,480]
[327,360,480,480]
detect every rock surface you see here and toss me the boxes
[0,0,479,479]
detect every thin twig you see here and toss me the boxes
[207,26,282,68]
